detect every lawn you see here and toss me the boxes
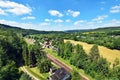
[30,67,49,78]
[44,48,94,80]
[24,66,47,80]
[64,39,120,66]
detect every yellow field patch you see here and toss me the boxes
[64,40,120,66]
[24,38,35,44]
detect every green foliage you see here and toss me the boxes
[89,45,100,61]
[22,42,29,66]
[71,69,81,80]
[113,58,120,67]
[114,38,120,50]
[38,59,52,73]
[28,45,37,66]
[0,30,24,80]
[70,44,88,69]
[19,73,32,80]
[0,60,19,80]
[58,41,73,59]
[57,39,120,79]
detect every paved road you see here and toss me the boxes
[20,67,40,80]
[46,53,89,80]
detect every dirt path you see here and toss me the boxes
[46,53,89,80]
[20,66,40,80]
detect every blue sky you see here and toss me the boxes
[0,0,120,31]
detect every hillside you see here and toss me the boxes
[0,24,64,36]
[65,26,120,33]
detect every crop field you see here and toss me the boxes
[64,40,120,66]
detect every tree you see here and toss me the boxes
[28,45,36,66]
[95,57,109,77]
[0,61,19,80]
[63,41,73,59]
[0,46,6,67]
[114,38,120,50]
[22,43,29,66]
[89,45,100,62]
[19,73,32,80]
[38,59,52,73]
[58,43,65,58]
[70,44,88,69]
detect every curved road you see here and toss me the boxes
[46,53,89,80]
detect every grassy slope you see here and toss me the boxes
[30,67,49,78]
[24,66,47,80]
[44,48,94,80]
[64,40,120,67]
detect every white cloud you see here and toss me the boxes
[0,8,7,15]
[65,19,71,22]
[0,0,32,15]
[48,10,63,17]
[54,19,63,23]
[67,10,80,17]
[74,20,86,25]
[45,19,53,22]
[0,19,36,29]
[21,16,35,20]
[0,18,120,31]
[110,4,120,13]
[101,19,120,27]
[92,15,108,21]
[39,22,51,26]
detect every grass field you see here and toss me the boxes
[30,67,49,78]
[64,39,120,66]
[24,66,47,80]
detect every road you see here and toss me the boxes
[20,66,40,80]
[46,53,89,80]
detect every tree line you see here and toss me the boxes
[57,40,120,80]
[70,31,120,50]
[0,30,52,80]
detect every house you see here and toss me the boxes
[43,40,52,48]
[49,68,71,80]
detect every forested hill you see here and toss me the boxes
[65,26,120,33]
[0,24,64,36]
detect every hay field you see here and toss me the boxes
[64,40,120,66]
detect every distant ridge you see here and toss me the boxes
[65,29,92,33]
[0,23,64,36]
[0,23,120,34]
[65,26,120,33]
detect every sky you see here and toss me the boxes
[0,0,120,31]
